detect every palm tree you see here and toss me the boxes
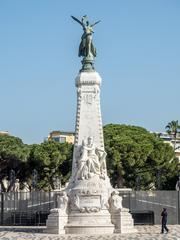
[166,120,180,151]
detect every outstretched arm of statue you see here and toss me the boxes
[91,20,101,27]
[71,16,83,27]
[71,16,83,26]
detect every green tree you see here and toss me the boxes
[104,124,179,190]
[166,120,180,151]
[0,135,30,189]
[28,141,73,190]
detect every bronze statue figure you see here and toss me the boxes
[71,15,100,71]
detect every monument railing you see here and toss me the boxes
[119,190,180,225]
[0,191,61,226]
[0,190,180,226]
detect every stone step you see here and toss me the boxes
[121,221,133,225]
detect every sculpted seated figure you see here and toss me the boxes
[52,191,68,214]
[76,136,107,180]
[109,190,123,213]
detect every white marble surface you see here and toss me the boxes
[46,71,136,234]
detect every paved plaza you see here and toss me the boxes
[0,225,180,240]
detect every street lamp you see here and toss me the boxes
[175,176,180,191]
[156,169,162,190]
[10,169,15,191]
[136,175,141,191]
[32,169,38,190]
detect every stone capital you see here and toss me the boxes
[75,71,102,87]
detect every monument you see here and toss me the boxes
[46,15,136,234]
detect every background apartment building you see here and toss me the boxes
[158,132,180,161]
[47,131,75,144]
[0,131,9,136]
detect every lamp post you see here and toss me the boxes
[136,176,141,191]
[32,169,38,191]
[156,169,162,190]
[175,176,180,191]
[10,169,15,191]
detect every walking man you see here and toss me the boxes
[161,208,169,234]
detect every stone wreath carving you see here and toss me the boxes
[79,207,100,213]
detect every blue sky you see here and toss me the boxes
[0,0,179,144]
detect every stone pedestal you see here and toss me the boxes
[64,71,114,234]
[46,71,136,234]
[111,208,137,233]
[65,211,114,234]
[65,175,114,234]
[46,209,68,234]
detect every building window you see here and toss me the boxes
[60,137,66,143]
[52,137,60,142]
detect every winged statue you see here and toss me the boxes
[71,15,100,59]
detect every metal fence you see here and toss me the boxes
[0,190,180,226]
[119,190,180,225]
[0,191,60,226]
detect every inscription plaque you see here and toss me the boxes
[79,195,101,208]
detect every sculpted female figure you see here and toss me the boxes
[71,15,100,59]
[76,139,89,180]
[85,137,101,177]
[76,136,108,180]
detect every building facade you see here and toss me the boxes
[158,132,180,161]
[0,131,9,136]
[47,131,75,144]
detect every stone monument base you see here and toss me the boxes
[45,208,137,234]
[45,209,68,234]
[112,208,137,233]
[65,211,114,234]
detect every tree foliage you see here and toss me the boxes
[0,135,30,189]
[104,124,179,190]
[166,120,180,138]
[166,120,180,151]
[0,135,73,191]
[27,141,73,190]
[1,124,179,191]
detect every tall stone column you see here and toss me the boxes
[70,71,107,184]
[65,71,114,234]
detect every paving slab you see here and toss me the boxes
[0,225,180,240]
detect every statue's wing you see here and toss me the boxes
[91,20,101,27]
[71,16,83,26]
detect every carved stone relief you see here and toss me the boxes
[108,190,123,213]
[75,136,107,181]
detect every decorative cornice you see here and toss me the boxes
[75,71,102,87]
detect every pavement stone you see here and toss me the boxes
[0,225,180,240]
